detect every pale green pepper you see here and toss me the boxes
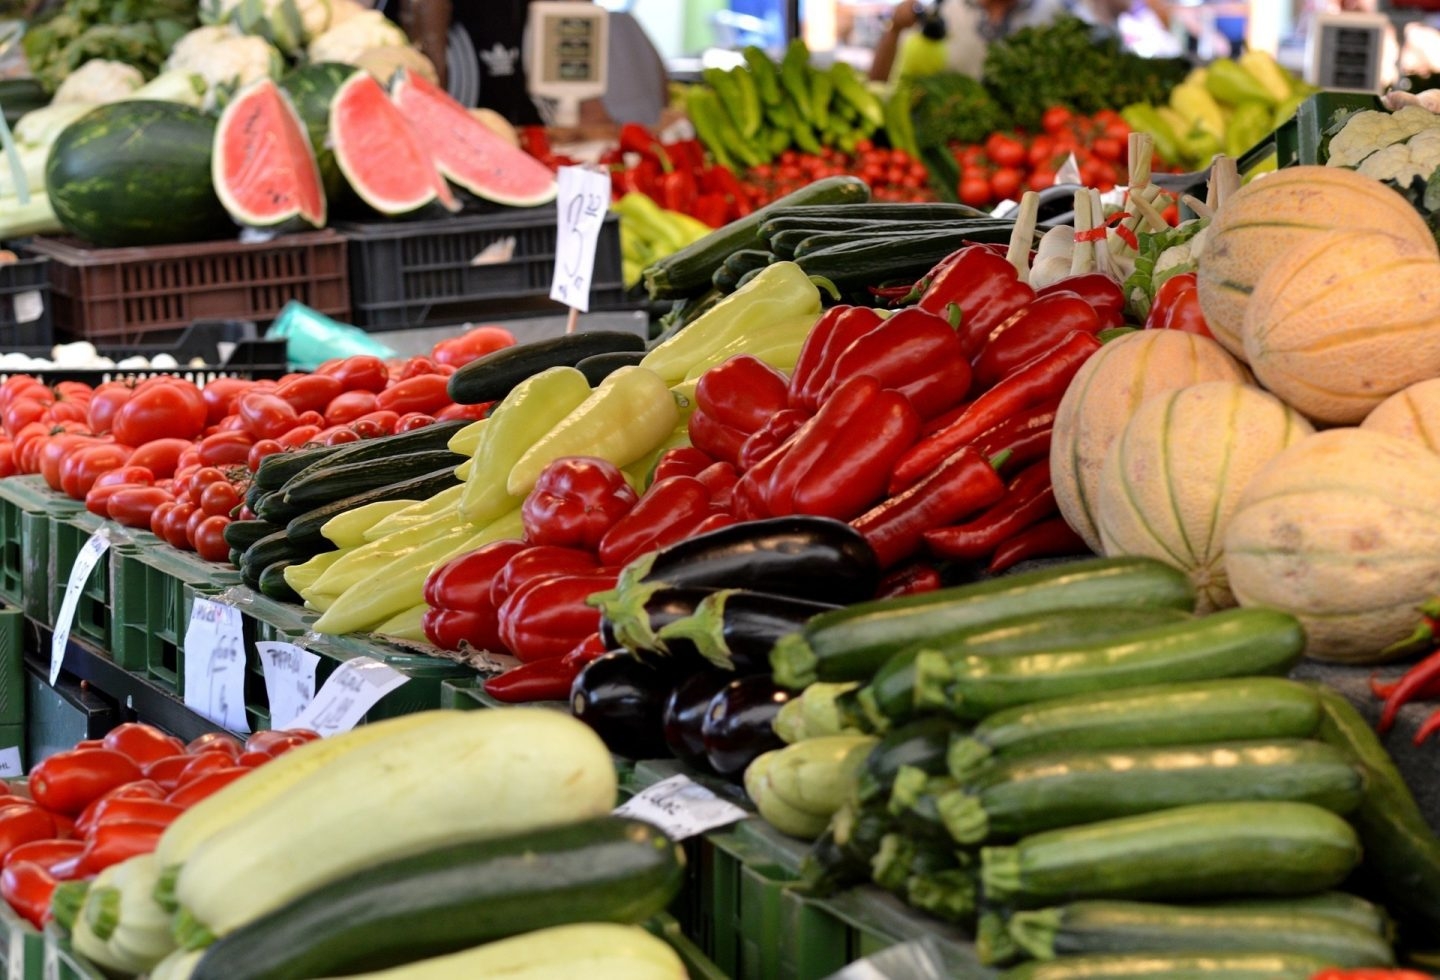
[680,311,817,382]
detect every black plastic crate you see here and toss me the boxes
[337,207,631,329]
[0,249,52,349]
[0,319,288,385]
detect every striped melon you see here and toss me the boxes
[1244,228,1440,426]
[1224,428,1440,663]
[1096,381,1314,613]
[1196,166,1436,361]
[1361,377,1440,453]
[1051,330,1251,555]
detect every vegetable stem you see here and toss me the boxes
[1006,191,1040,283]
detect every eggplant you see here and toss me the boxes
[600,586,714,655]
[570,651,683,760]
[661,670,732,771]
[655,588,838,674]
[701,674,792,779]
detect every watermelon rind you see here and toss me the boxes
[212,78,327,230]
[45,100,233,248]
[279,61,353,204]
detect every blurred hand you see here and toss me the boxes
[889,1,920,31]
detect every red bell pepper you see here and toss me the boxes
[916,244,1036,358]
[985,516,1088,573]
[619,122,668,164]
[695,460,738,510]
[423,539,529,612]
[1144,272,1211,337]
[559,632,611,672]
[597,475,716,567]
[483,658,580,704]
[520,456,639,551]
[969,401,1059,474]
[659,168,698,214]
[696,354,791,435]
[737,407,809,472]
[818,306,974,420]
[970,292,1104,392]
[669,140,706,173]
[787,306,884,413]
[890,330,1101,493]
[701,163,752,216]
[688,408,748,469]
[923,458,1057,561]
[1,861,56,929]
[731,442,789,521]
[489,545,602,610]
[497,570,620,664]
[766,375,922,522]
[652,446,715,483]
[875,562,944,598]
[1037,273,1126,329]
[692,193,730,228]
[851,446,1008,569]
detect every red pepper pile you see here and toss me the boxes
[0,724,313,929]
[600,123,753,228]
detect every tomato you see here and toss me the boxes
[136,376,206,428]
[79,820,167,874]
[237,392,299,441]
[1041,105,1074,135]
[83,382,132,436]
[431,325,515,368]
[94,466,154,491]
[106,485,175,529]
[197,480,239,519]
[28,749,143,815]
[182,507,208,550]
[434,402,491,422]
[39,434,100,493]
[247,439,284,473]
[139,755,192,791]
[984,132,1027,170]
[193,515,232,563]
[148,499,177,538]
[113,382,205,445]
[86,481,135,519]
[319,355,389,393]
[195,430,253,467]
[396,356,439,381]
[1027,168,1058,192]
[159,499,197,548]
[126,438,194,480]
[322,389,379,425]
[958,175,991,208]
[1,861,56,929]
[1089,135,1124,164]
[165,767,251,808]
[273,374,343,415]
[59,442,132,500]
[0,440,15,479]
[3,839,83,875]
[47,399,88,425]
[347,410,399,437]
[319,426,362,446]
[2,396,50,436]
[73,780,166,838]
[989,167,1023,203]
[276,424,322,448]
[393,412,436,433]
[102,724,185,768]
[199,377,253,425]
[0,803,56,863]
[186,732,242,757]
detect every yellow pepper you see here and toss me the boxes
[372,604,429,643]
[679,311,816,382]
[282,550,346,596]
[311,508,460,597]
[446,419,489,456]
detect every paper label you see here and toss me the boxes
[12,291,41,325]
[0,747,21,779]
[42,941,56,980]
[49,530,111,685]
[549,165,611,312]
[289,657,409,738]
[613,774,747,841]
[256,641,320,731]
[8,930,23,980]
[182,598,250,734]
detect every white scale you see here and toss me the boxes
[1306,11,1392,93]
[526,1,610,128]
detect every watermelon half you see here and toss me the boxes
[279,61,354,204]
[391,68,558,208]
[330,69,458,218]
[213,78,327,230]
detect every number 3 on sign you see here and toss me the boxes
[550,165,611,313]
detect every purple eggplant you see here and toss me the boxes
[570,651,683,760]
[702,674,793,779]
[656,588,838,673]
[662,670,732,771]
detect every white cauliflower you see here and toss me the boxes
[1356,127,1440,185]
[232,0,335,54]
[51,60,145,106]
[306,9,409,65]
[1326,105,1440,168]
[165,26,284,108]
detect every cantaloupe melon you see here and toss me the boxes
[1224,427,1440,663]
[1196,166,1436,361]
[1096,381,1314,613]
[1359,376,1440,454]
[1050,330,1251,555]
[1243,228,1440,426]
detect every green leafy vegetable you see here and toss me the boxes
[1123,218,1210,321]
[908,71,1002,149]
[21,0,199,93]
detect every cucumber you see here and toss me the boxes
[712,248,775,292]
[769,556,1196,689]
[239,530,315,587]
[279,420,472,489]
[253,442,351,491]
[758,215,968,241]
[795,227,1020,286]
[998,951,1337,980]
[980,800,1362,909]
[252,488,308,526]
[762,203,990,223]
[574,350,647,387]
[852,715,957,805]
[791,221,1015,259]
[187,816,683,980]
[947,677,1325,782]
[642,175,870,298]
[937,739,1364,845]
[446,331,645,406]
[1003,899,1393,966]
[257,561,302,603]
[280,450,463,509]
[284,467,464,549]
[925,607,1304,722]
[222,520,283,554]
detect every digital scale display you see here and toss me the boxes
[540,14,600,84]
[527,1,609,124]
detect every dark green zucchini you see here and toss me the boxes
[284,467,464,549]
[257,561,302,603]
[852,715,957,805]
[712,248,775,292]
[795,227,1019,286]
[997,951,1337,980]
[222,519,283,554]
[574,350,647,387]
[279,450,461,509]
[187,816,685,980]
[446,331,645,406]
[239,529,315,588]
[278,420,471,490]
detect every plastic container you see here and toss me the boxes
[0,476,57,625]
[26,230,349,344]
[0,250,52,349]
[1260,90,1383,169]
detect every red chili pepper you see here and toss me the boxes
[923,459,1057,561]
[818,306,973,420]
[423,539,528,612]
[701,164,751,215]
[1,861,56,929]
[695,354,791,435]
[851,446,1009,569]
[1145,272,1211,338]
[986,516,1089,573]
[653,446,715,483]
[483,657,580,704]
[1380,598,1440,658]
[687,407,748,469]
[497,570,619,664]
[875,562,944,599]
[78,819,166,874]
[489,545,601,610]
[921,399,972,437]
[1413,707,1440,747]
[787,306,884,414]
[559,632,611,671]
[1037,273,1126,329]
[1369,673,1401,700]
[163,766,250,808]
[971,292,1104,392]
[917,244,1037,359]
[737,408,809,472]
[598,475,715,567]
[520,456,639,551]
[1378,646,1440,734]
[891,330,1101,493]
[766,375,922,522]
[969,402,1059,474]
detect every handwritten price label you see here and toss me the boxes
[549,165,611,312]
[613,774,746,841]
[0,747,21,778]
[290,657,408,738]
[256,641,320,730]
[183,597,249,733]
[50,530,111,685]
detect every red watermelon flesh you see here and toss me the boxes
[213,78,327,229]
[330,70,459,217]
[391,68,558,208]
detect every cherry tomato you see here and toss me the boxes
[1041,105,1074,135]
[958,176,992,208]
[59,442,132,500]
[3,839,83,876]
[393,413,435,433]
[114,382,205,445]
[431,325,515,368]
[273,374,343,415]
[28,749,143,815]
[126,438,194,480]
[1028,168,1058,193]
[85,383,133,435]
[376,374,450,415]
[247,439,284,472]
[319,355,389,393]
[989,167,1023,203]
[237,392,299,441]
[434,402,491,422]
[106,485,176,529]
[196,430,253,468]
[193,515,232,563]
[200,377,253,426]
[1,861,56,929]
[323,390,379,426]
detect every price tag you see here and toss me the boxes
[50,530,111,685]
[0,747,21,779]
[290,657,409,738]
[12,291,41,325]
[182,598,250,734]
[613,774,746,841]
[8,930,23,980]
[256,641,320,730]
[549,165,611,312]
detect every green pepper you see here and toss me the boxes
[744,46,782,106]
[830,60,884,129]
[1225,99,1274,159]
[885,82,921,159]
[685,86,737,171]
[791,118,823,155]
[810,63,833,130]
[640,260,823,384]
[781,38,815,122]
[506,366,682,498]
[766,126,792,157]
[730,66,763,139]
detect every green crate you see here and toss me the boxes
[0,897,42,980]
[648,914,728,980]
[0,486,24,610]
[48,511,110,651]
[41,927,103,980]
[1257,90,1383,169]
[0,477,61,625]
[0,608,24,729]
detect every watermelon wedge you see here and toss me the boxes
[330,69,459,217]
[213,78,327,230]
[391,68,558,208]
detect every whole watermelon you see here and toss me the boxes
[46,100,233,248]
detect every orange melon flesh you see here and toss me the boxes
[329,70,458,216]
[213,78,327,229]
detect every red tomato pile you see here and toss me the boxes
[0,325,516,563]
[745,141,936,207]
[0,723,317,929]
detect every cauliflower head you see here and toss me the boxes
[51,60,145,106]
[1326,105,1440,168]
[1356,127,1440,185]
[165,26,283,107]
[307,9,408,65]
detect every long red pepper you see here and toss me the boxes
[484,658,579,703]
[970,292,1103,392]
[597,475,714,567]
[652,446,716,482]
[969,402,1058,474]
[1378,646,1440,734]
[917,245,1036,358]
[737,408,808,471]
[986,516,1089,573]
[817,306,973,420]
[875,562,945,598]
[1415,708,1440,746]
[922,459,1056,561]
[850,446,1008,569]
[890,330,1101,493]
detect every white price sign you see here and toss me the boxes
[290,657,409,738]
[0,747,21,779]
[613,774,746,841]
[50,530,111,685]
[549,165,611,312]
[256,641,320,730]
[183,598,250,733]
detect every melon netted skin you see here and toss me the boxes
[1224,428,1440,664]
[1361,377,1440,454]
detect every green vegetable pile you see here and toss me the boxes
[904,71,1002,150]
[21,0,197,93]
